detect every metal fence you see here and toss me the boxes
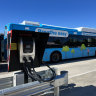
[0,77,13,90]
[0,71,68,96]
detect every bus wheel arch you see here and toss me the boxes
[50,51,62,63]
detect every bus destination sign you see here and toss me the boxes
[35,28,68,37]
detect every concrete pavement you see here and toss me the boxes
[0,57,96,96]
[60,71,96,96]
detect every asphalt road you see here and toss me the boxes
[55,57,96,96]
[60,71,96,96]
[43,57,96,96]
[0,57,96,96]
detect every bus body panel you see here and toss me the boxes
[43,47,96,62]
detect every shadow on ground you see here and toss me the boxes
[43,56,96,66]
[60,83,96,96]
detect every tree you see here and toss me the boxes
[81,44,86,56]
[71,49,75,58]
[62,46,69,59]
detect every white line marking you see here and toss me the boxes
[69,70,96,79]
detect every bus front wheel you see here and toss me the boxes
[50,51,61,63]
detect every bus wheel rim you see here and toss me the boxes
[52,53,60,62]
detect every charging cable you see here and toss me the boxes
[29,57,56,82]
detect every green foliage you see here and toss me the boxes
[81,44,86,51]
[62,46,69,52]
[71,49,75,54]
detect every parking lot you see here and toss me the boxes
[0,57,96,96]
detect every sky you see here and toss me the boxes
[0,0,96,33]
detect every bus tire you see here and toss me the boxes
[50,51,62,63]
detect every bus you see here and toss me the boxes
[4,21,96,63]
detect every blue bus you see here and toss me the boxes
[4,21,96,63]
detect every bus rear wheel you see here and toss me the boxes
[50,52,61,63]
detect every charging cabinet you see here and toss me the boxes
[7,30,49,72]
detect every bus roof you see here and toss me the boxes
[6,21,78,32]
[75,27,96,33]
[6,21,96,34]
[21,20,75,30]
[41,24,77,32]
[4,21,96,37]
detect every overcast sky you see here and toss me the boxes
[0,0,96,33]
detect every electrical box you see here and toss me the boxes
[7,30,49,72]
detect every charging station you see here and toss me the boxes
[7,30,49,72]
